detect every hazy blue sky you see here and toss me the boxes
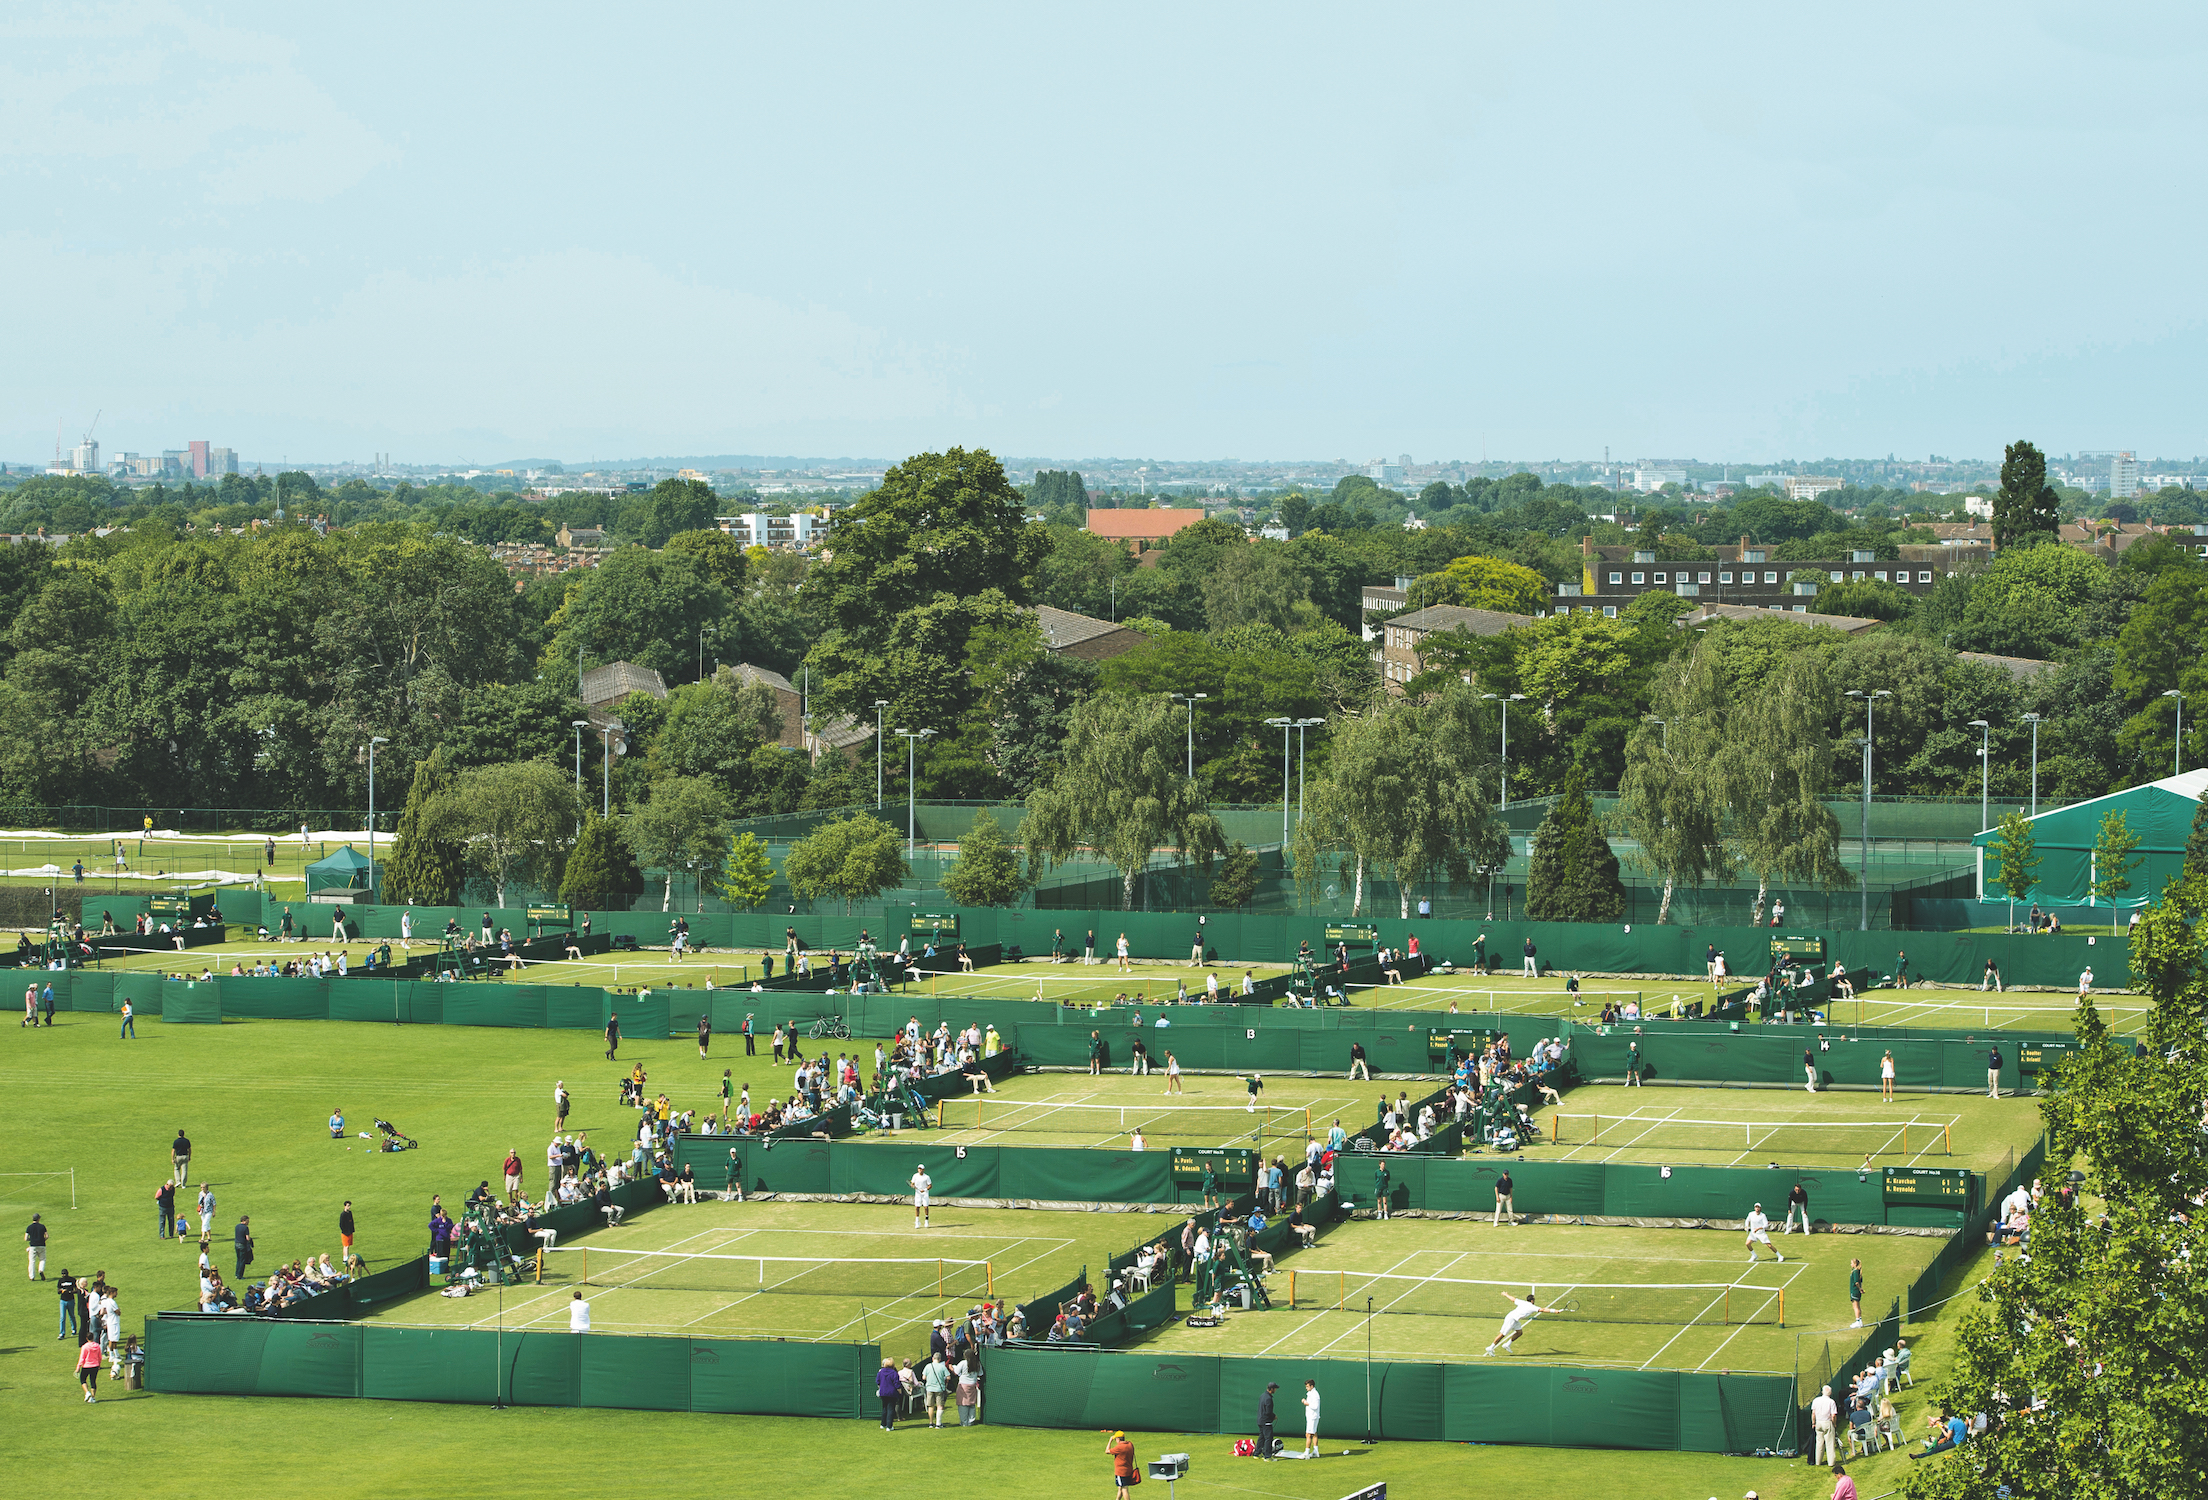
[6,4,2204,467]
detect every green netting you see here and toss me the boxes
[1570,1030,2020,1093]
[578,1333,692,1411]
[145,1318,364,1398]
[160,981,220,1024]
[214,975,330,1020]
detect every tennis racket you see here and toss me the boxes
[1555,1297,1582,1315]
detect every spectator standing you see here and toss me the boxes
[43,982,56,1026]
[26,1212,49,1279]
[955,1355,980,1425]
[1106,1431,1136,1490]
[119,999,135,1038]
[1522,937,1537,977]
[1258,1381,1278,1457]
[170,1129,192,1187]
[1810,1384,1839,1465]
[743,1013,755,1056]
[554,1082,570,1131]
[196,1184,215,1237]
[876,1358,901,1430]
[604,1011,620,1062]
[77,1334,102,1402]
[233,1215,255,1281]
[155,1181,175,1240]
[1493,1170,1515,1228]
[340,1201,356,1265]
[1849,1258,1864,1328]
[923,1352,950,1427]
[56,1267,78,1339]
[502,1149,523,1196]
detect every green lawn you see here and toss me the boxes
[916,1069,1380,1152]
[0,830,339,892]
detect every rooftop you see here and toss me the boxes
[1388,604,1534,636]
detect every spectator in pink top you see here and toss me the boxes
[1830,1463,1857,1500]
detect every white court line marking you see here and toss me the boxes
[1306,1251,1473,1359]
[1256,1247,1463,1357]
[1640,1257,1803,1370]
[1690,1259,1806,1372]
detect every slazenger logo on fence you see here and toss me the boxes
[1703,1042,1730,1055]
[1152,1364,1191,1382]
[304,1329,343,1346]
[1562,1376,1600,1396]
[692,1346,721,1365]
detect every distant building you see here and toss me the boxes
[1632,466,1687,493]
[1785,476,1845,503]
[556,524,609,550]
[720,511,830,548]
[1366,460,1405,484]
[208,446,238,476]
[71,439,98,474]
[2110,452,2139,499]
[1963,495,1993,520]
[1955,651,2060,682]
[1359,579,1411,641]
[1379,604,1534,693]
[724,663,866,763]
[189,441,210,478]
[1572,535,1957,616]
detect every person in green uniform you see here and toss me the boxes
[724,1147,743,1200]
[1373,1161,1392,1219]
[1849,1258,1864,1328]
[718,1069,733,1125]
[1089,1030,1105,1077]
[1200,1163,1219,1209]
[1626,1040,1642,1087]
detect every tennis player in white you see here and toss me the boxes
[1484,1289,1560,1355]
[1745,1202,1784,1263]
[912,1165,932,1229]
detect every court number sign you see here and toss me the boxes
[1170,1147,1257,1183]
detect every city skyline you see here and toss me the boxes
[6,6,2206,464]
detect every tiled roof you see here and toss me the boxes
[728,662,796,694]
[1956,651,2059,680]
[1684,602,1882,634]
[1034,605,1132,650]
[1388,605,1534,637]
[579,660,668,707]
[1084,508,1209,540]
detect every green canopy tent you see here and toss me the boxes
[305,844,380,903]
[1972,769,2205,914]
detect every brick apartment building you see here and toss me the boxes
[1379,604,1534,691]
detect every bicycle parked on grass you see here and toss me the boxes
[808,1015,851,1040]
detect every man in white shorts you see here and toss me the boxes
[569,1291,591,1332]
[1745,1202,1784,1263]
[1301,1379,1322,1455]
[912,1166,932,1229]
[2077,967,2092,998]
[1484,1288,1558,1355]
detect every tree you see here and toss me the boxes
[2089,808,2142,932]
[2186,793,2208,897]
[802,448,1050,725]
[1989,804,2040,928]
[430,759,579,907]
[1611,642,1734,923]
[624,775,733,912]
[382,747,465,905]
[1021,694,1225,910]
[1955,542,2111,660]
[1297,687,1509,918]
[1405,554,1548,615]
[1730,652,1851,924]
[661,527,750,595]
[1030,469,1088,513]
[1524,764,1625,922]
[1904,896,2208,1500]
[1209,841,1260,908]
[550,544,734,686]
[939,809,1029,907]
[715,831,774,910]
[1992,439,2062,551]
[618,478,719,549]
[560,810,644,912]
[781,812,910,913]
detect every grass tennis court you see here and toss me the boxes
[360,1199,1118,1357]
[1141,1213,1937,1385]
[1527,1084,2041,1177]
[900,1069,1381,1152]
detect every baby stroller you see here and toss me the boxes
[374,1118,419,1152]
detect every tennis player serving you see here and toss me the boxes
[1483,1288,1561,1355]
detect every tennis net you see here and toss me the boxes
[936,1099,1311,1140]
[1285,1270,1786,1326]
[1547,1114,1950,1156]
[538,1247,993,1301]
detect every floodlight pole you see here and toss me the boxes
[1172,693,1208,779]
[895,730,935,853]
[1265,717,1293,848]
[1844,690,1889,931]
[1365,1295,1375,1445]
[1292,718,1324,827]
[874,701,890,808]
[365,736,388,888]
[1968,720,1990,834]
[2165,690,2184,776]
[2022,713,2043,816]
[1482,693,1527,808]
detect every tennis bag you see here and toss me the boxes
[1233,1440,1255,1457]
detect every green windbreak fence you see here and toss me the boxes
[145,1318,877,1416]
[1571,1027,2029,1094]
[96,895,2134,990]
[982,1347,1796,1453]
[669,1134,1940,1228]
